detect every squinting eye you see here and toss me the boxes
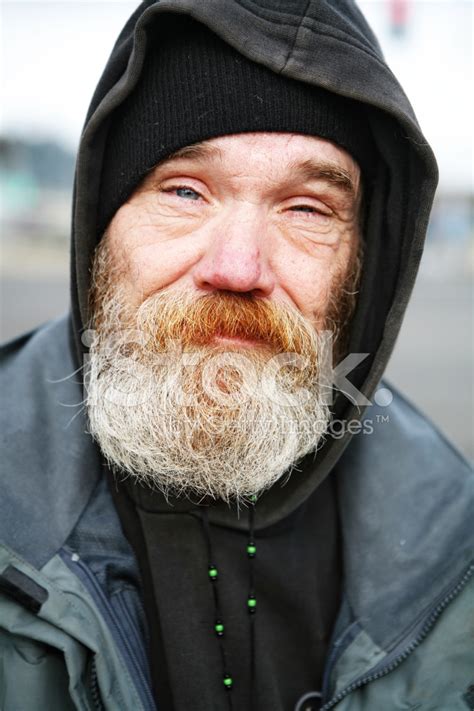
[290,205,320,214]
[175,187,201,200]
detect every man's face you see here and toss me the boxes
[87,132,362,502]
[106,132,361,334]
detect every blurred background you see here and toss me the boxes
[1,0,472,458]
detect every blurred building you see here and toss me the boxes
[0,138,73,243]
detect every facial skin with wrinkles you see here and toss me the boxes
[105,132,362,332]
[87,132,363,501]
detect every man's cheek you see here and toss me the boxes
[125,244,202,301]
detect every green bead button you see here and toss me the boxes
[215,622,224,634]
[247,596,257,610]
[249,495,258,503]
[223,675,233,689]
[208,566,218,580]
[247,544,257,557]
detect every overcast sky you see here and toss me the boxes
[1,0,472,191]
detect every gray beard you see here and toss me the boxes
[85,291,332,503]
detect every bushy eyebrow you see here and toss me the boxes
[140,142,221,190]
[288,159,357,197]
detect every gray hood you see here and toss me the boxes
[70,0,438,526]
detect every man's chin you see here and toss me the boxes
[87,360,330,503]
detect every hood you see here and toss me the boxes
[70,0,438,527]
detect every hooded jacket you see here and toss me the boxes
[1,1,473,710]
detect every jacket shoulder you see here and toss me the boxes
[337,383,473,653]
[349,382,471,474]
[0,316,100,567]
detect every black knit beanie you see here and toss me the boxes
[98,15,375,235]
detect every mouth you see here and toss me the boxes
[212,333,268,348]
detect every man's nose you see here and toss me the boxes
[193,209,275,297]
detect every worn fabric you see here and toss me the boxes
[114,473,342,710]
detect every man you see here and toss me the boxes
[0,2,472,711]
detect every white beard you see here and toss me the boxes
[86,287,332,503]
